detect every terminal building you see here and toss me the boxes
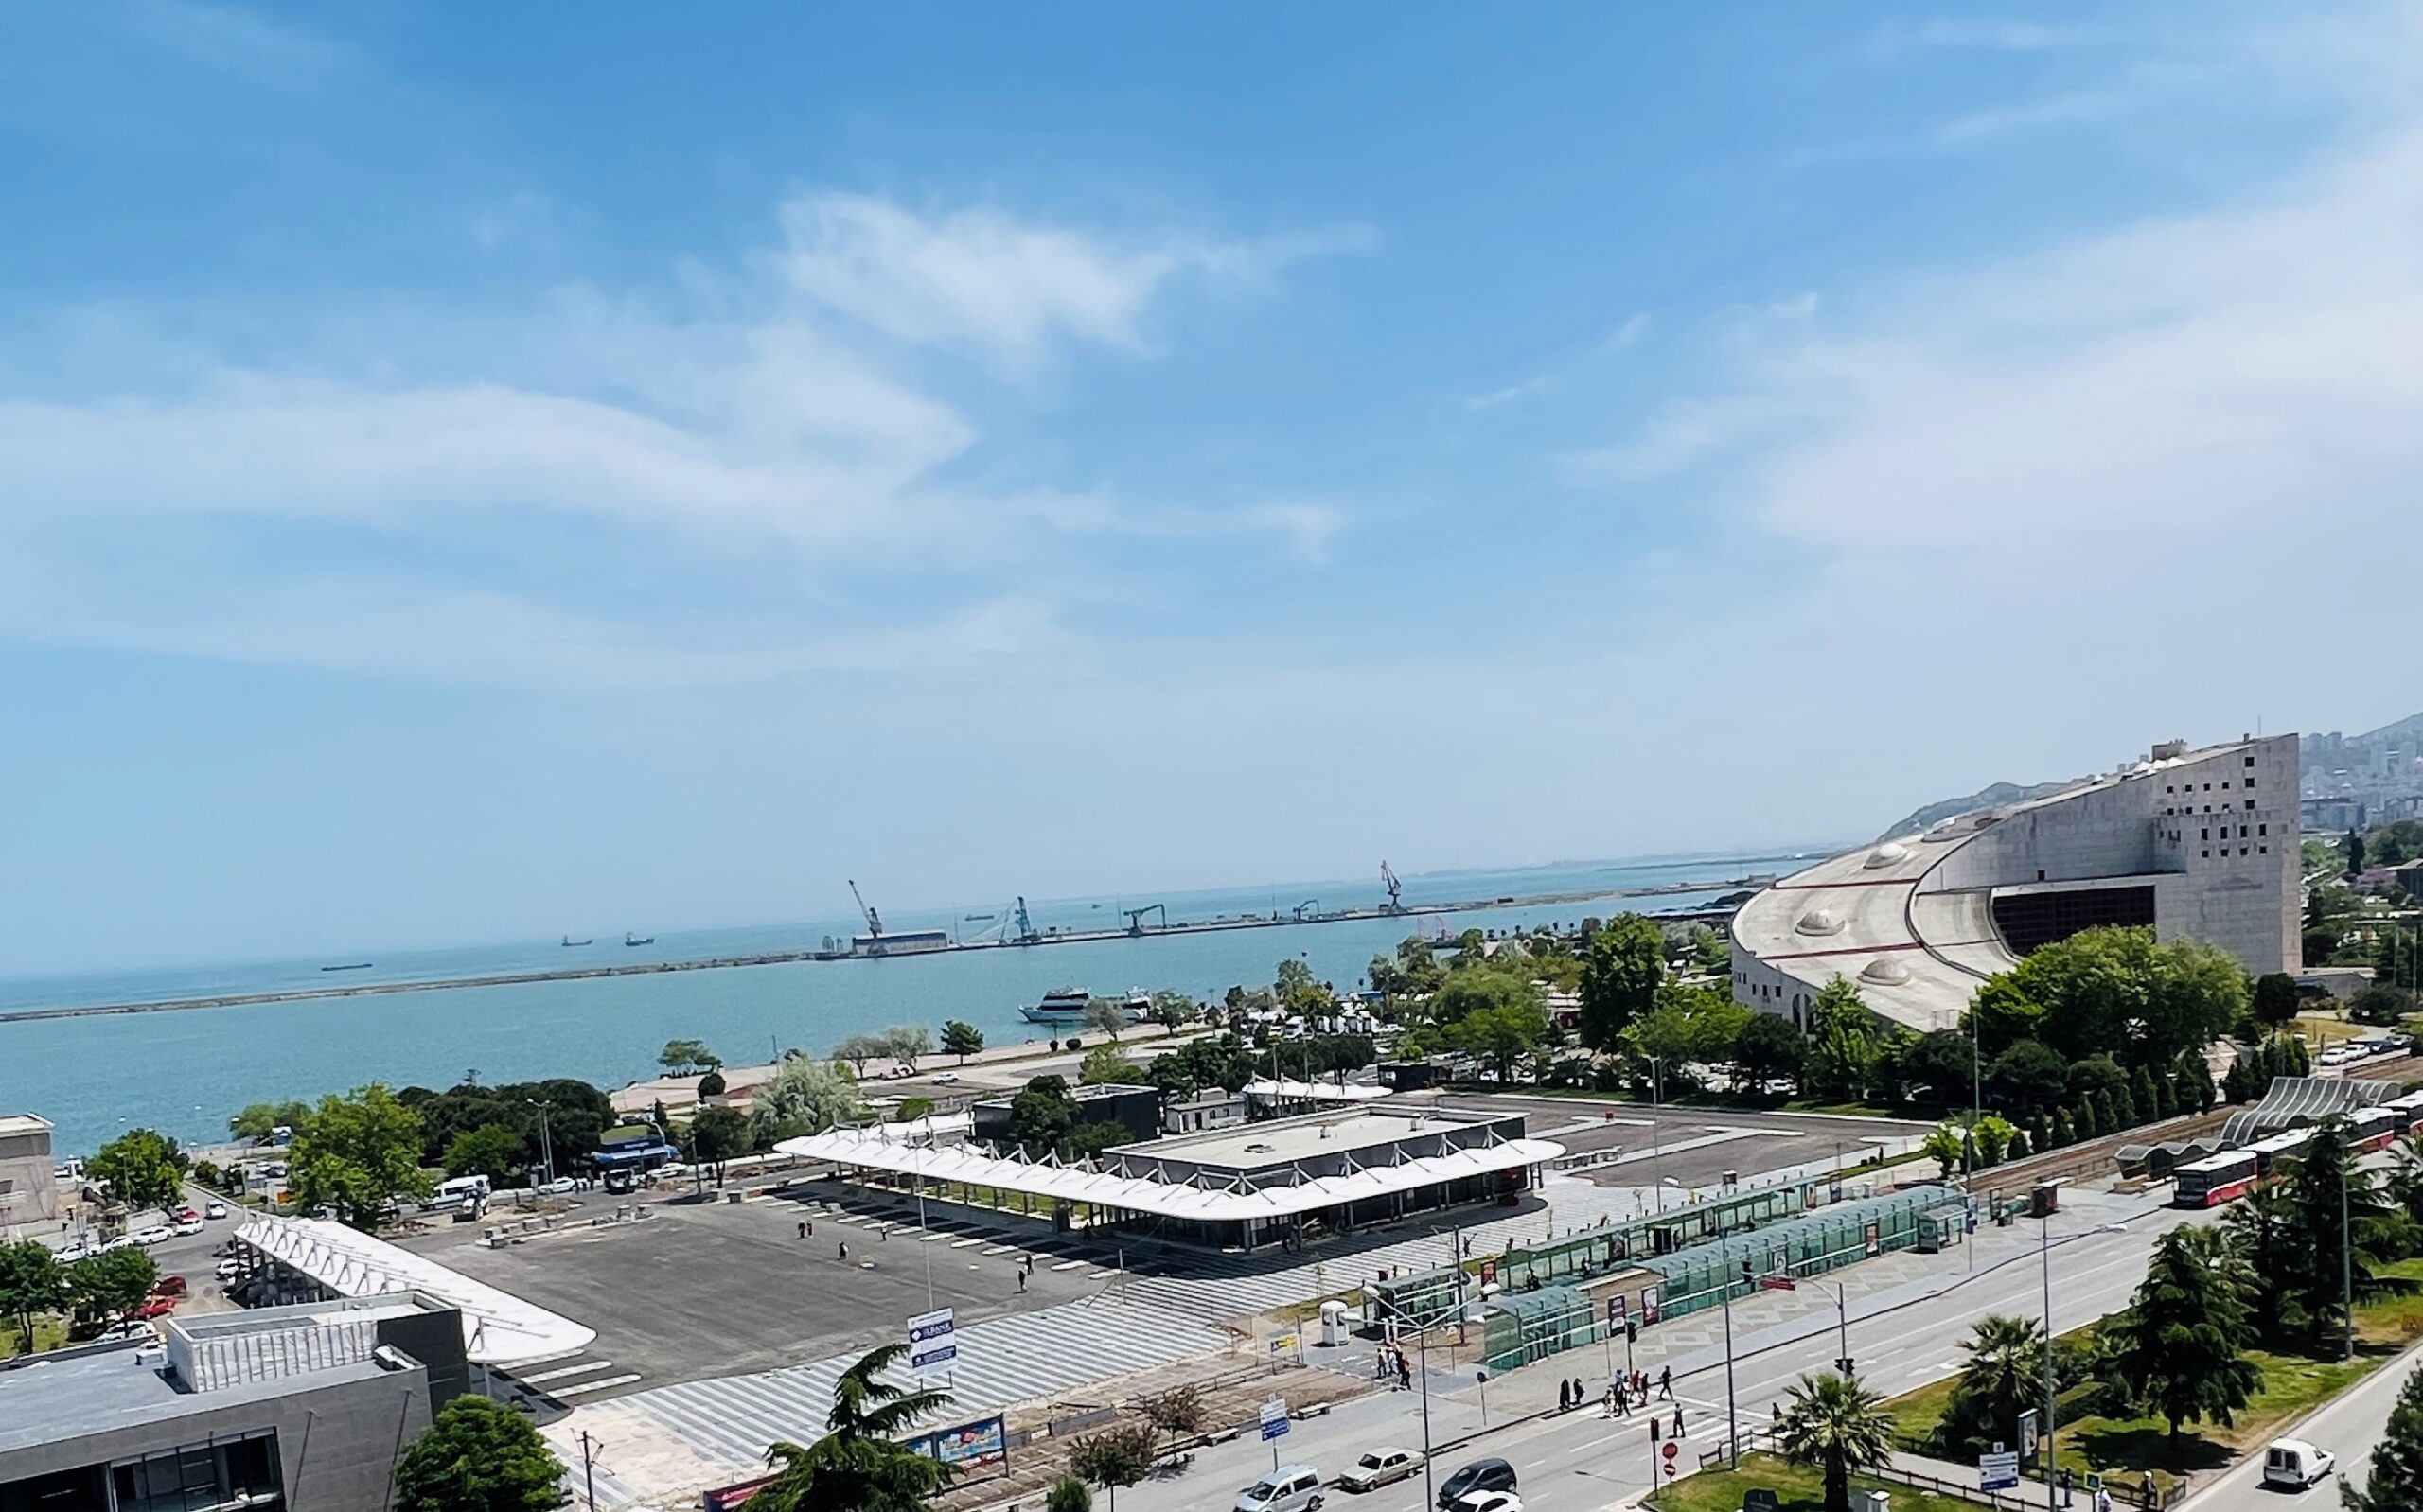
[783,1106,1563,1253]
[1730,734,2302,1032]
[0,1115,61,1242]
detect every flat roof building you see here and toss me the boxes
[1732,734,2302,1032]
[0,1293,470,1512]
[0,1114,60,1242]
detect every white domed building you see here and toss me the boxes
[1729,734,2302,1032]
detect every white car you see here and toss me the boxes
[130,1225,173,1245]
[95,1318,155,1343]
[204,1201,229,1219]
[215,1257,240,1280]
[930,1072,962,1084]
[538,1177,577,1195]
[2263,1438,2335,1488]
[1453,1494,1522,1512]
[172,1219,204,1237]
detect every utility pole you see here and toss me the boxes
[2040,1218,2056,1509]
[1649,1057,1667,1215]
[1834,1282,1851,1376]
[525,1099,556,1187]
[2342,1155,2356,1363]
[1722,1232,1741,1469]
[578,1431,601,1512]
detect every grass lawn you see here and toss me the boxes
[1648,1453,1977,1512]
[2291,1013,2363,1046]
[1884,1259,2423,1497]
[0,1315,71,1362]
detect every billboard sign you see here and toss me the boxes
[1259,1398,1289,1442]
[912,1415,1008,1474]
[909,1308,957,1372]
[1641,1284,1662,1324]
[1980,1451,2020,1491]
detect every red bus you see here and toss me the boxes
[2173,1150,2258,1207]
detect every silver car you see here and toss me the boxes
[1337,1449,1421,1493]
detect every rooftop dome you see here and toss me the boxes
[1864,842,1910,870]
[1795,907,1845,937]
[1860,958,1914,986]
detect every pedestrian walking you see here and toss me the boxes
[1397,1354,1412,1391]
[837,1240,849,1261]
[1610,1383,1628,1417]
[1570,1378,1583,1412]
[1657,1365,1673,1401]
[1671,1404,1685,1437]
[1017,1269,1027,1292]
[1559,1380,1572,1412]
[798,1221,807,1239]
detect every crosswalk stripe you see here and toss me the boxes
[520,1360,617,1384]
[551,1372,645,1398]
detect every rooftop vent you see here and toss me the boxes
[1860,958,1914,986]
[1795,907,1845,937]
[1864,842,1910,870]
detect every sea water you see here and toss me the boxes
[0,854,1786,1153]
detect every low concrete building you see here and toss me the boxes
[970,1082,1162,1148]
[0,1293,469,1512]
[0,1115,60,1242]
[1161,1091,1247,1135]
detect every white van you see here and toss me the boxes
[2262,1438,2335,1489]
[1235,1464,1323,1512]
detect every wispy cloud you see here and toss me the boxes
[1465,314,1653,412]
[115,0,352,91]
[1880,17,2096,55]
[0,190,1353,686]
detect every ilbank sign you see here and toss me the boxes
[909,1307,957,1372]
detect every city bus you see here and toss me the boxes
[2387,1089,2423,1134]
[2348,1105,2401,1153]
[2173,1150,2259,1207]
[2248,1128,2314,1176]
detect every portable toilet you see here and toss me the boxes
[1318,1299,1352,1348]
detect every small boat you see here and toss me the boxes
[320,962,373,973]
[624,932,654,947]
[1017,988,1148,1027]
[561,935,592,947]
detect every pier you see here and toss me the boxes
[0,875,1759,1026]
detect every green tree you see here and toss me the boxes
[684,1106,753,1183]
[1986,1040,2066,1111]
[444,1123,525,1182]
[1625,984,1748,1089]
[1579,914,1665,1052]
[1776,1371,1896,1512]
[1136,1384,1206,1467]
[1145,990,1200,1029]
[659,1038,719,1074]
[1082,1000,1130,1041]
[1446,995,1551,1083]
[1922,1122,1966,1177]
[2050,1106,2077,1146]
[1801,981,1878,1102]
[2275,1118,2397,1346]
[2341,1360,2423,1512]
[1902,1029,1976,1105]
[832,1034,888,1075]
[1734,1011,1805,1094]
[1067,1422,1158,1512]
[0,1240,66,1350]
[2108,1228,2264,1439]
[1044,1477,1093,1512]
[89,1128,184,1214]
[1936,1315,2046,1456]
[394,1393,570,1512]
[1078,1044,1142,1087]
[1426,967,1543,1026]
[753,1343,954,1512]
[1005,1076,1079,1155]
[2002,927,2248,1067]
[67,1248,157,1323]
[2252,972,2303,1029]
[751,1057,868,1144]
[1967,977,2045,1060]
[227,1099,314,1144]
[880,1024,934,1069]
[697,1068,729,1098]
[940,1020,985,1063]
[289,1083,435,1229]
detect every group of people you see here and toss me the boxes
[1583,1365,1680,1428]
[1373,1345,1416,1390]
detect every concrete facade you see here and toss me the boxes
[0,1115,60,1242]
[1730,734,2302,1032]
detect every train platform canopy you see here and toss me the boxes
[777,1116,1564,1225]
[236,1215,595,1365]
[2219,1075,2394,1147]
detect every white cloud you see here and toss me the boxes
[0,191,1352,686]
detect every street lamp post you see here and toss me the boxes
[1721,1232,1741,1469]
[525,1099,556,1187]
[2040,1215,2057,1510]
[1649,1057,1667,1215]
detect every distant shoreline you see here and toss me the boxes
[0,870,1772,1026]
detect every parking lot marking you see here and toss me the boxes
[1088,1269,1119,1279]
[551,1372,645,1398]
[920,1233,949,1243]
[981,1245,1015,1256]
[1051,1258,1088,1271]
[950,1238,983,1249]
[520,1360,618,1384]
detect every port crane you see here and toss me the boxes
[1124,903,1166,936]
[1381,861,1405,914]
[848,879,884,941]
[1014,897,1038,945]
[1292,898,1322,923]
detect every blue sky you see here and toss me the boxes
[6,3,2423,972]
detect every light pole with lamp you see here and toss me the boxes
[2039,1212,2057,1509]
[1647,1056,1667,1214]
[524,1099,556,1187]
[1720,1230,1741,1469]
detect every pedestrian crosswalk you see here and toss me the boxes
[549,1296,1232,1509]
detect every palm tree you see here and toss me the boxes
[1942,1315,2043,1454]
[1776,1371,1896,1512]
[753,1344,955,1512]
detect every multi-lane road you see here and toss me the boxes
[2174,1337,2423,1511]
[1120,1198,2205,1512]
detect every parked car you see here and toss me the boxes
[171,1205,201,1223]
[131,1225,173,1246]
[538,1176,578,1195]
[1235,1464,1323,1512]
[152,1275,188,1297]
[132,1296,177,1322]
[172,1218,204,1237]
[1337,1449,1422,1493]
[1435,1459,1517,1510]
[215,1257,241,1280]
[95,1318,154,1344]
[930,1072,962,1084]
[2263,1438,2335,1489]
[204,1200,229,1219]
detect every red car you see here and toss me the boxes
[171,1206,201,1224]
[132,1297,177,1321]
[152,1275,188,1298]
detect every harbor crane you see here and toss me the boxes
[1124,903,1166,936]
[1014,896,1039,945]
[1292,898,1322,923]
[1381,861,1405,914]
[848,879,884,940]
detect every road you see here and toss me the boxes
[2173,1336,2423,1512]
[1113,1200,2202,1512]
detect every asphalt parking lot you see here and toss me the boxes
[412,1180,1103,1390]
[1427,1091,1928,1189]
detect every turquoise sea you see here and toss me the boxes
[0,853,1793,1154]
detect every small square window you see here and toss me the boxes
[2260,846,2269,854]
[2258,823,2267,835]
[2244,755,2255,766]
[2202,850,2211,858]
[2240,846,2250,855]
[2222,781,2232,789]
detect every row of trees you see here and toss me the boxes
[0,1240,160,1347]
